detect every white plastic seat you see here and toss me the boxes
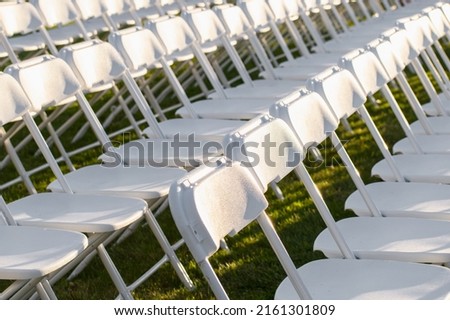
[0,196,88,300]
[275,258,450,300]
[169,157,450,300]
[346,181,450,219]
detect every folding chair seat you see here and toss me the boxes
[0,196,88,300]
[30,0,92,47]
[169,156,450,300]
[0,67,194,299]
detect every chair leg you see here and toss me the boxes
[199,259,229,300]
[257,212,312,300]
[143,209,195,290]
[96,243,134,300]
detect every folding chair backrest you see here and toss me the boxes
[307,67,366,121]
[108,26,165,73]
[168,158,268,263]
[0,2,43,36]
[266,0,289,23]
[213,4,253,41]
[396,15,437,53]
[30,0,80,27]
[338,48,391,96]
[238,0,275,32]
[101,0,134,15]
[282,0,301,16]
[0,72,32,126]
[182,8,226,45]
[423,6,449,38]
[58,39,127,91]
[440,3,450,27]
[146,16,197,57]
[269,90,339,148]
[4,55,81,112]
[381,27,420,66]
[72,0,104,20]
[365,37,405,81]
[224,116,305,191]
[132,0,160,11]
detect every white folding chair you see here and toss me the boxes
[0,196,88,300]
[30,0,92,46]
[0,2,59,63]
[169,156,450,300]
[0,87,88,300]
[0,2,86,193]
[3,54,196,296]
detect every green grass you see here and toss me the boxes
[0,40,443,299]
